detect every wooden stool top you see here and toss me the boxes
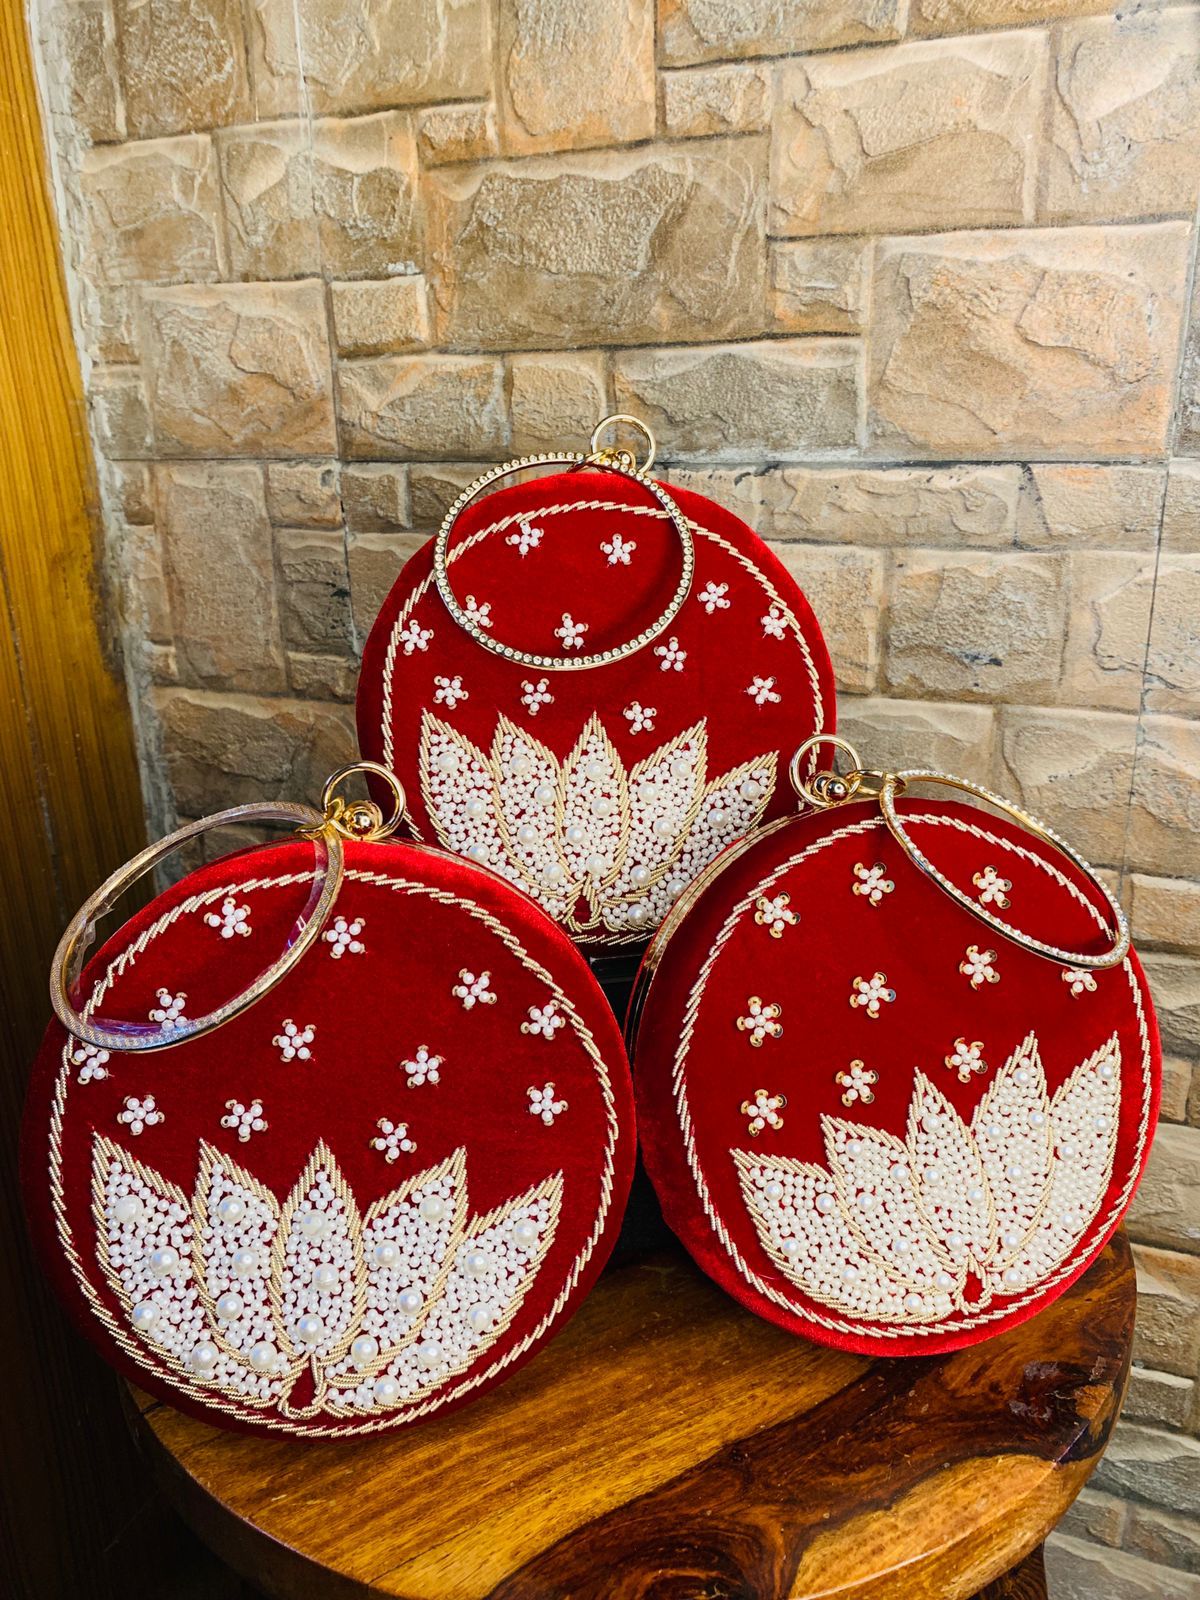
[129,1233,1134,1600]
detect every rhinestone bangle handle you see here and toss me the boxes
[50,800,346,1053]
[431,446,696,673]
[880,770,1131,971]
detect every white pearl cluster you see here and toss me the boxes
[100,1148,285,1403]
[200,1159,285,1393]
[99,1139,566,1421]
[753,893,798,938]
[732,1032,1123,1327]
[527,1083,569,1125]
[203,896,252,939]
[851,862,894,907]
[331,1186,557,1413]
[420,709,776,940]
[736,996,783,1048]
[278,1163,359,1361]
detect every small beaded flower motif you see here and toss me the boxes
[453,970,496,1009]
[118,1095,163,1136]
[960,945,1000,989]
[754,893,798,939]
[849,973,895,1018]
[69,1041,110,1083]
[554,613,588,651]
[521,678,553,716]
[746,675,781,707]
[221,1098,267,1143]
[521,1002,565,1040]
[945,1038,988,1084]
[402,1046,442,1087]
[698,580,730,614]
[273,1020,315,1063]
[507,516,543,557]
[623,701,656,734]
[204,896,251,939]
[973,865,1012,909]
[835,1060,878,1107]
[1062,967,1098,997]
[737,996,783,1047]
[149,989,187,1032]
[324,916,365,959]
[654,636,687,673]
[741,1089,786,1136]
[601,533,635,565]
[852,863,894,907]
[371,1119,416,1163]
[528,1083,568,1126]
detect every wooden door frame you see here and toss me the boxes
[0,1,182,1594]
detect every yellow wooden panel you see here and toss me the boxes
[0,2,165,1595]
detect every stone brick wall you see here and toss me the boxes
[30,0,1200,1592]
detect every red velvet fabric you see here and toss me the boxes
[23,836,634,1435]
[357,470,835,946]
[632,798,1160,1355]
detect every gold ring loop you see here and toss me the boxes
[49,801,345,1053]
[589,413,656,472]
[431,437,694,672]
[789,733,864,809]
[880,770,1130,971]
[321,761,406,839]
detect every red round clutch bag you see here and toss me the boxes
[630,756,1160,1356]
[357,435,834,949]
[23,786,634,1435]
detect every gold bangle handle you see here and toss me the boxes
[880,770,1131,972]
[431,426,695,673]
[49,801,345,1054]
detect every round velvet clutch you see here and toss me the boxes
[630,741,1160,1356]
[357,417,834,949]
[23,768,634,1434]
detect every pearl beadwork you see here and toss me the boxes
[249,1343,278,1373]
[131,1302,158,1331]
[295,1315,324,1345]
[351,1335,379,1368]
[149,1246,178,1276]
[215,1292,243,1321]
[736,1033,1123,1326]
[420,714,776,939]
[189,1342,218,1371]
[231,1248,258,1277]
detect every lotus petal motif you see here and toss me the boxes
[734,1032,1120,1325]
[420,711,776,938]
[93,1137,561,1418]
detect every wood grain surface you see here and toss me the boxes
[131,1234,1133,1600]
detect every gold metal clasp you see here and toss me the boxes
[588,413,657,474]
[788,734,901,812]
[316,762,406,843]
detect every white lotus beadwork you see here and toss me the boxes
[420,710,776,938]
[94,1137,561,1420]
[735,1031,1121,1326]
